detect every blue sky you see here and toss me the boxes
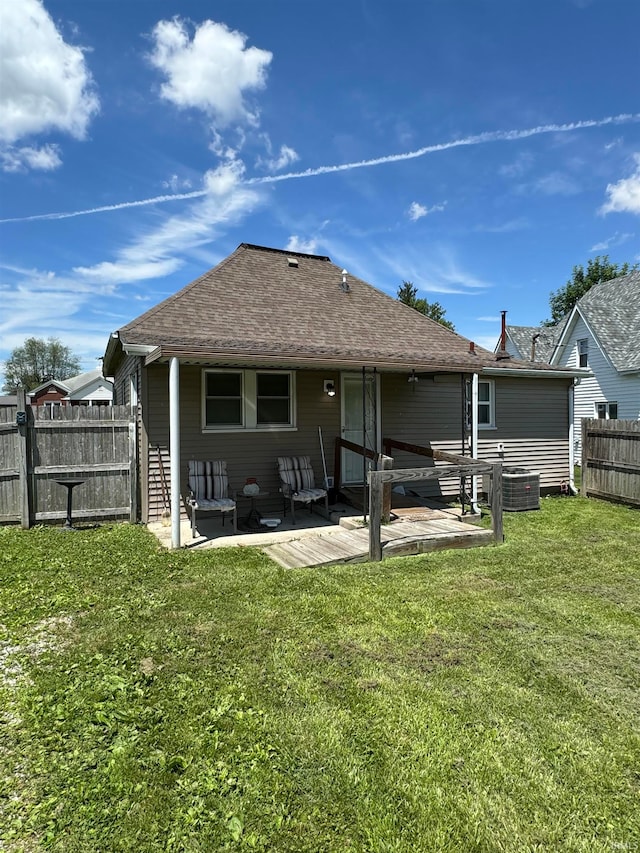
[1,0,639,387]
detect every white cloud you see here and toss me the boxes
[74,158,263,285]
[0,0,98,151]
[476,316,501,322]
[408,202,427,221]
[499,151,534,178]
[590,232,633,252]
[531,171,580,196]
[0,143,62,173]
[259,144,299,172]
[407,201,446,221]
[600,154,640,215]
[148,17,272,128]
[286,236,318,254]
[162,174,193,192]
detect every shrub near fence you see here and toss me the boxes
[581,418,640,507]
[0,396,136,527]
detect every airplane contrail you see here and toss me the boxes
[1,112,638,225]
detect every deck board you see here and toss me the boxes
[262,518,493,568]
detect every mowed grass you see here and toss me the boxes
[1,497,639,852]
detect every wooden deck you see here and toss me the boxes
[262,516,494,568]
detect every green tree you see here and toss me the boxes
[397,281,455,330]
[545,255,637,325]
[2,337,81,393]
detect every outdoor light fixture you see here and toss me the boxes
[408,370,418,384]
[324,380,336,397]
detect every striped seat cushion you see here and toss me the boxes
[188,460,230,501]
[277,456,321,494]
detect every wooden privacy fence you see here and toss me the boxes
[0,395,136,527]
[581,419,640,507]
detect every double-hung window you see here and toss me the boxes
[203,369,294,431]
[578,338,588,367]
[478,379,495,428]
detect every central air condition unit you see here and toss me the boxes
[483,467,541,511]
[502,468,540,511]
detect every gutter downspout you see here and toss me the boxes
[471,372,479,513]
[169,357,181,549]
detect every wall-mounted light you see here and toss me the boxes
[407,370,419,384]
[324,380,336,397]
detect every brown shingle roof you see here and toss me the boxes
[115,243,563,373]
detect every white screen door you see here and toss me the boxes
[341,373,377,484]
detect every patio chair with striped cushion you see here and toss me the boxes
[187,460,237,538]
[277,455,328,524]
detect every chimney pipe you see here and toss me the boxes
[500,310,507,352]
[469,341,475,353]
[531,332,541,361]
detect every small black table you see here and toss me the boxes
[55,479,85,530]
[235,491,270,532]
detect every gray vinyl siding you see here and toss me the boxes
[381,373,466,499]
[144,365,343,521]
[481,376,571,490]
[135,363,571,521]
[382,373,571,494]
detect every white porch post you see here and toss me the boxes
[169,357,181,549]
[471,372,479,513]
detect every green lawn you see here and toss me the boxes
[1,498,639,852]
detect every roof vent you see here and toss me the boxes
[341,269,350,292]
[287,257,299,268]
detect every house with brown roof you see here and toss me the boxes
[103,243,585,546]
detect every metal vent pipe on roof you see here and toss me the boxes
[341,269,350,292]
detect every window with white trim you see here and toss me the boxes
[596,401,618,420]
[478,379,495,428]
[203,369,295,430]
[578,338,588,367]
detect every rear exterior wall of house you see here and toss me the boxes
[134,364,571,522]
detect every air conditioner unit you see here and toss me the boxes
[483,468,540,511]
[502,468,540,511]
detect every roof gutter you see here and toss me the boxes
[143,345,493,374]
[481,366,589,379]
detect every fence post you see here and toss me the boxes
[491,463,503,543]
[379,454,393,524]
[16,389,31,529]
[368,471,383,562]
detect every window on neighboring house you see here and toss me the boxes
[578,338,588,367]
[478,379,495,428]
[203,369,294,430]
[596,402,618,420]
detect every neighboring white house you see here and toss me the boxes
[549,271,640,463]
[28,368,114,413]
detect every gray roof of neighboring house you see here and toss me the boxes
[0,395,18,406]
[28,368,112,397]
[63,368,111,393]
[107,243,570,376]
[574,270,640,372]
[506,325,559,363]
